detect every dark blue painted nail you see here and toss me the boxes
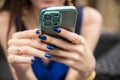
[47,45,55,50]
[45,53,52,58]
[36,29,40,34]
[53,27,61,33]
[39,35,47,40]
[31,57,35,62]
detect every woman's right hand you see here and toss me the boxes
[7,29,48,79]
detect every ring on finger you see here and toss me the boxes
[15,47,22,55]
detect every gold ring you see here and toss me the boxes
[16,47,22,55]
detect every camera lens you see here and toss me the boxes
[53,18,59,22]
[44,14,51,19]
[44,21,51,26]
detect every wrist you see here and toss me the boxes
[85,70,96,80]
[65,69,96,80]
[77,70,96,80]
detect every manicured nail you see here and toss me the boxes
[36,29,40,34]
[31,57,35,62]
[47,45,55,50]
[53,27,61,33]
[39,35,47,40]
[45,53,52,58]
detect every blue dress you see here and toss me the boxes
[15,7,83,80]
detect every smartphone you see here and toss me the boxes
[40,6,78,38]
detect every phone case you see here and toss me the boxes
[40,6,78,37]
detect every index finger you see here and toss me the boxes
[12,29,40,39]
[57,28,85,44]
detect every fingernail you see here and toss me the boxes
[36,29,40,34]
[31,57,35,62]
[39,35,47,40]
[47,45,55,50]
[45,53,52,58]
[53,27,61,33]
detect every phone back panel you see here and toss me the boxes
[40,6,78,37]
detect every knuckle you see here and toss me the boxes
[7,46,15,54]
[69,60,75,66]
[71,36,79,43]
[75,46,84,56]
[7,47,11,54]
[26,40,33,46]
[12,32,18,38]
[72,35,86,44]
[7,55,14,63]
[21,46,30,54]
[70,35,83,44]
[22,39,30,45]
[26,30,36,38]
[78,36,86,43]
[73,54,80,59]
[8,39,12,46]
[8,38,17,46]
[7,55,11,62]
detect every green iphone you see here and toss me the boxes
[40,6,78,38]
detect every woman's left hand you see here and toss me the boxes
[39,27,96,79]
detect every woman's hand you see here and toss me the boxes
[7,29,48,80]
[39,27,96,80]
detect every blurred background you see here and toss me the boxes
[89,0,120,33]
[0,0,120,80]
